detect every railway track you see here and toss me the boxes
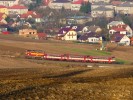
[26,58,123,68]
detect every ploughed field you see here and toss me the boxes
[0,64,133,100]
[0,34,133,99]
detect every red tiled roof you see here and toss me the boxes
[0,5,7,8]
[20,11,42,18]
[9,5,27,9]
[111,27,126,31]
[27,11,34,15]
[111,1,123,6]
[72,0,83,4]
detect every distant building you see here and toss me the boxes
[116,2,133,15]
[0,0,16,7]
[8,5,28,14]
[66,16,93,25]
[91,6,114,18]
[57,27,77,40]
[78,31,102,43]
[20,11,43,23]
[89,0,110,3]
[82,25,102,33]
[109,27,127,35]
[111,33,130,46]
[0,25,8,33]
[71,0,83,11]
[107,21,125,29]
[19,29,37,38]
[91,1,113,10]
[49,0,71,10]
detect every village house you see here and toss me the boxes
[109,27,127,35]
[107,21,125,29]
[110,33,130,46]
[110,24,133,37]
[71,0,83,11]
[19,28,38,38]
[91,1,113,10]
[82,25,102,33]
[116,2,133,15]
[65,16,93,25]
[0,5,8,15]
[89,0,110,3]
[0,25,8,33]
[8,5,28,14]
[0,0,18,7]
[78,31,102,43]
[111,1,123,11]
[20,11,43,23]
[49,0,71,10]
[57,27,77,41]
[91,6,114,18]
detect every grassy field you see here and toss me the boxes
[0,35,133,99]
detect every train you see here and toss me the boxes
[25,50,116,64]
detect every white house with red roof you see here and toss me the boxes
[107,21,125,29]
[109,24,133,37]
[20,11,43,23]
[116,24,133,37]
[71,0,83,11]
[109,27,127,35]
[8,5,28,14]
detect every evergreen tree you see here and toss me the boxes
[36,0,42,6]
[80,1,91,13]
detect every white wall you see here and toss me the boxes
[63,31,77,40]
[120,35,130,45]
[87,37,101,43]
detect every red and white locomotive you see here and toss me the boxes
[25,50,116,64]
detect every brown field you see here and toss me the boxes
[0,34,133,100]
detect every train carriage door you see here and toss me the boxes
[90,56,93,63]
[108,57,111,63]
[44,54,47,59]
[84,56,86,62]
